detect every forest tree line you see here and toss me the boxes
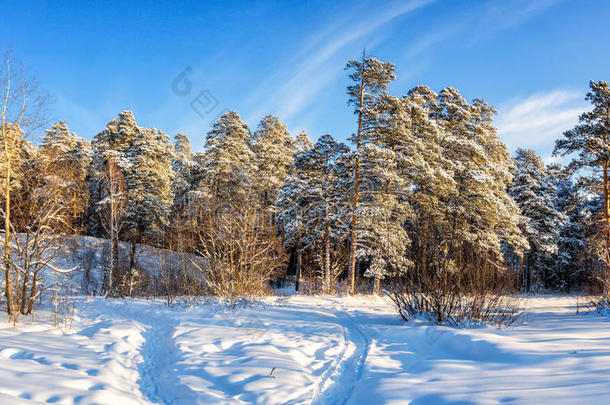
[2,50,610,320]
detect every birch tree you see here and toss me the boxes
[98,153,127,296]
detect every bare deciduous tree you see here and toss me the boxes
[1,48,48,318]
[189,196,286,298]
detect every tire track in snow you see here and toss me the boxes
[310,309,370,405]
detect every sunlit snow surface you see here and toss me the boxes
[0,296,609,404]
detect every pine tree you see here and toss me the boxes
[354,94,411,294]
[294,131,313,153]
[345,50,396,295]
[122,126,174,294]
[435,88,526,285]
[124,126,174,243]
[251,115,294,215]
[276,131,313,291]
[510,149,565,291]
[399,86,454,283]
[581,195,607,289]
[189,112,285,296]
[277,135,350,293]
[91,111,139,159]
[90,112,137,295]
[90,111,174,295]
[91,111,173,244]
[547,164,586,291]
[38,121,91,231]
[554,80,610,298]
[195,111,254,204]
[89,111,137,237]
[302,135,350,293]
[171,133,194,211]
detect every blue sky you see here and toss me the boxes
[2,0,609,159]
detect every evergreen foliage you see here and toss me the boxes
[2,54,605,308]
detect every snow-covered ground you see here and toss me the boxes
[0,296,608,404]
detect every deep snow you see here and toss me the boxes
[0,296,609,404]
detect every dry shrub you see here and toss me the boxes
[197,231,286,298]
[188,200,287,299]
[587,296,610,314]
[156,250,205,304]
[54,294,76,332]
[387,265,522,326]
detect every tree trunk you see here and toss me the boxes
[128,236,137,297]
[603,160,610,299]
[26,273,37,315]
[20,265,29,315]
[73,189,78,219]
[103,221,119,297]
[421,223,427,274]
[518,254,524,292]
[348,49,366,297]
[111,231,118,295]
[324,219,331,293]
[4,163,13,316]
[295,239,302,292]
[27,235,41,315]
[348,180,359,296]
[525,252,531,293]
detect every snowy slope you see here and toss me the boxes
[0,296,608,404]
[24,235,204,297]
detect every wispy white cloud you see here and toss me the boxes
[464,0,562,45]
[167,0,565,151]
[243,0,434,127]
[153,1,435,149]
[409,0,562,53]
[496,89,587,159]
[393,0,563,92]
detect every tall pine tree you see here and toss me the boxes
[345,50,396,295]
[554,80,610,298]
